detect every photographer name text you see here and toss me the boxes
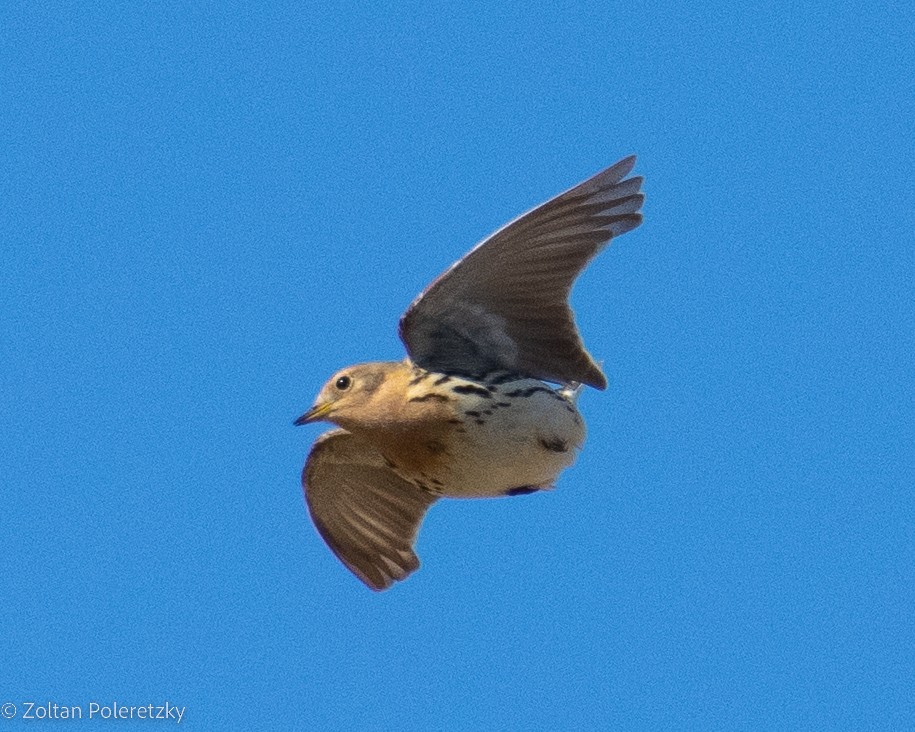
[3,701,185,723]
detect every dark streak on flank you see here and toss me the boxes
[465,410,481,418]
[408,371,431,387]
[452,384,492,398]
[506,486,540,496]
[433,375,452,386]
[408,393,451,403]
[505,386,555,399]
[538,436,569,453]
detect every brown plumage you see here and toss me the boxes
[296,156,644,590]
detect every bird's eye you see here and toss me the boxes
[335,375,352,391]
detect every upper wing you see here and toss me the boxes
[303,429,438,591]
[399,156,644,389]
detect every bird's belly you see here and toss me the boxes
[434,387,586,498]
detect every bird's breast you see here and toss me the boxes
[374,373,586,498]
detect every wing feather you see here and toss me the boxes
[399,156,644,388]
[303,429,437,591]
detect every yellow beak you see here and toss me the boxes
[293,402,333,426]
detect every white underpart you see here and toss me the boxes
[405,375,586,498]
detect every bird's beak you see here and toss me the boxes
[293,402,333,426]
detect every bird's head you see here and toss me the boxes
[294,362,402,430]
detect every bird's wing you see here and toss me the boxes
[399,156,644,389]
[303,429,438,591]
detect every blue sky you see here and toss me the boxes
[2,1,913,729]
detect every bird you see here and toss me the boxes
[295,155,644,591]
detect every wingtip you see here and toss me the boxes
[606,212,643,237]
[609,154,637,181]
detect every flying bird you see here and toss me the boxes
[296,156,644,590]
